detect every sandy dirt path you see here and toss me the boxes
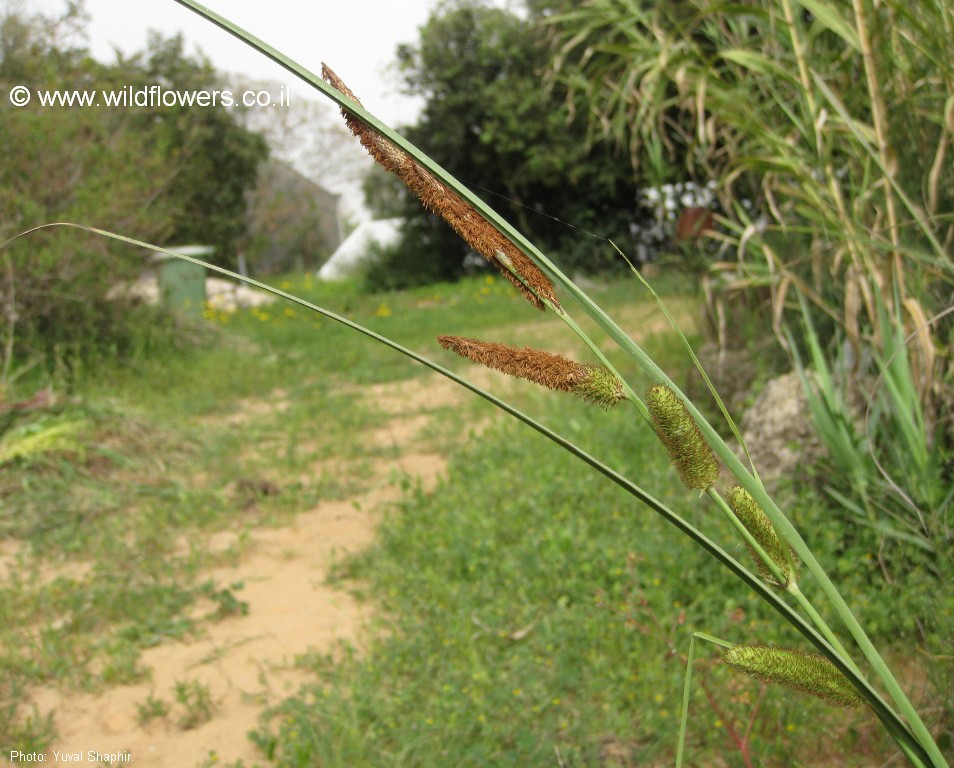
[19,372,475,768]
[14,301,695,767]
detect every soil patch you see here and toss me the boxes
[23,370,489,767]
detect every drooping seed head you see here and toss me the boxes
[438,336,624,408]
[724,645,865,708]
[726,486,798,587]
[322,63,559,311]
[646,385,718,489]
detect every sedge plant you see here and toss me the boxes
[8,1,946,764]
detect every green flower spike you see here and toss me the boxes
[724,644,865,708]
[646,385,719,490]
[726,485,798,587]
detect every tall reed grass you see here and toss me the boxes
[544,0,953,506]
[546,0,954,334]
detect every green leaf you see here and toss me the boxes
[794,0,861,51]
[721,49,798,82]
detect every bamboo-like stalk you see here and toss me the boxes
[0,255,15,385]
[850,0,903,295]
[779,0,818,150]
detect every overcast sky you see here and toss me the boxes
[35,0,448,126]
[25,0,521,218]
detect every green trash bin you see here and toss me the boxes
[154,245,213,314]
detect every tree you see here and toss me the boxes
[367,0,644,289]
[0,4,179,377]
[0,7,268,376]
[126,33,269,266]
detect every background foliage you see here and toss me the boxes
[543,0,954,721]
[0,3,266,379]
[544,0,954,357]
[364,0,647,290]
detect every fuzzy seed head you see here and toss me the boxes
[322,63,559,311]
[575,364,627,409]
[727,486,797,587]
[646,385,718,489]
[438,336,624,408]
[724,645,865,708]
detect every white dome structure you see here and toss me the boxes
[316,218,403,280]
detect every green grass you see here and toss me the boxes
[174,678,217,730]
[2,271,947,763]
[0,271,632,752]
[247,368,905,767]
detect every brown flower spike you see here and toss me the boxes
[322,63,559,311]
[438,336,624,408]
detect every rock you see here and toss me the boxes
[205,277,274,312]
[108,276,274,313]
[737,372,822,486]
